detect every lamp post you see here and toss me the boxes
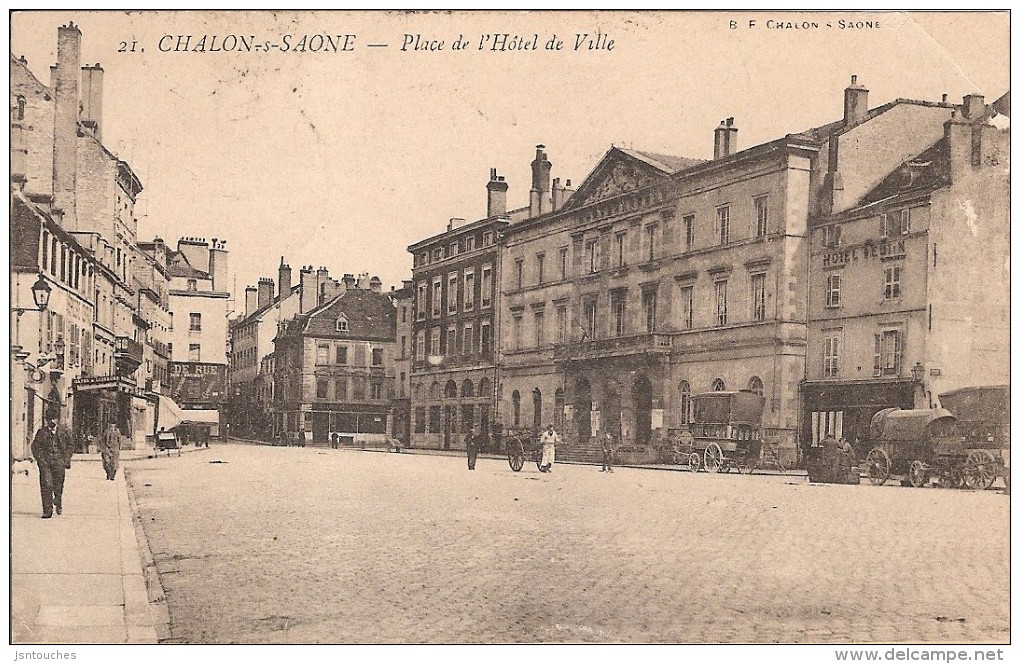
[910,361,926,408]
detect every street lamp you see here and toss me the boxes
[910,361,925,383]
[31,273,52,311]
[53,337,66,371]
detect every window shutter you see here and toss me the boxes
[901,209,910,235]
[873,333,882,377]
[880,214,888,238]
[893,330,903,374]
[832,338,840,375]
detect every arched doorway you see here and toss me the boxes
[532,389,543,431]
[604,385,622,440]
[633,375,653,445]
[575,378,592,443]
[554,388,565,429]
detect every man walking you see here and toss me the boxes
[31,414,72,518]
[538,423,560,473]
[99,422,121,481]
[465,425,481,471]
[601,430,615,473]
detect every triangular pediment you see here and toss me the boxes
[563,147,698,212]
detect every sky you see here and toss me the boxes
[10,11,1010,309]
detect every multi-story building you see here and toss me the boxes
[10,23,155,451]
[272,278,396,446]
[407,166,539,450]
[162,237,230,436]
[803,91,1010,448]
[391,280,414,446]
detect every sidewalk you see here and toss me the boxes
[11,455,160,644]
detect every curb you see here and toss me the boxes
[124,468,172,644]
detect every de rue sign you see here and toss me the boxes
[823,238,907,268]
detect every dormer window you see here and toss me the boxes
[13,95,26,121]
[336,314,349,333]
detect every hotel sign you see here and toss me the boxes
[823,238,906,268]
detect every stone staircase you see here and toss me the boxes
[558,437,604,464]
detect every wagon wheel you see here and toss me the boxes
[865,448,890,486]
[704,443,724,473]
[506,438,525,472]
[963,449,997,490]
[908,460,929,488]
[687,452,701,473]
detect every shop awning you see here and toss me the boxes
[157,395,219,430]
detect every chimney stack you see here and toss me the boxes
[962,93,985,120]
[299,266,315,313]
[80,63,104,140]
[529,144,552,218]
[369,276,382,293]
[486,167,509,218]
[843,75,869,126]
[342,273,357,290]
[208,238,228,292]
[713,118,738,160]
[447,218,465,232]
[51,22,82,227]
[244,286,258,317]
[257,277,274,309]
[278,257,292,299]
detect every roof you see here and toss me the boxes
[166,250,210,279]
[859,137,950,206]
[616,148,707,174]
[870,408,956,441]
[281,288,395,341]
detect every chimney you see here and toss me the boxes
[51,22,82,227]
[944,109,981,181]
[486,167,509,217]
[244,286,258,317]
[342,273,357,290]
[299,266,316,313]
[278,257,292,299]
[316,266,330,304]
[843,75,869,126]
[529,144,552,218]
[356,272,371,290]
[713,118,738,159]
[369,276,382,293]
[208,238,228,291]
[257,277,274,309]
[80,63,103,140]
[962,93,985,120]
[447,218,465,232]
[551,177,564,211]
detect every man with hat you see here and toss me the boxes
[31,413,72,518]
[538,423,561,473]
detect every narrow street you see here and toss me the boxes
[126,442,1009,644]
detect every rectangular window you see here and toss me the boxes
[714,280,728,326]
[821,225,842,248]
[823,333,841,377]
[400,335,407,358]
[399,372,406,398]
[432,247,443,262]
[882,209,911,237]
[448,274,458,313]
[189,313,202,331]
[463,325,474,356]
[332,345,346,365]
[449,242,459,258]
[587,239,600,274]
[559,247,569,279]
[352,376,366,400]
[611,291,626,337]
[512,315,523,351]
[372,348,384,366]
[515,259,525,289]
[480,321,492,355]
[446,325,457,357]
[465,236,475,251]
[482,231,493,247]
[464,270,475,310]
[755,196,769,237]
[432,279,443,316]
[188,343,201,362]
[646,225,658,262]
[187,279,197,292]
[353,343,366,366]
[371,381,383,400]
[534,310,545,347]
[716,206,730,245]
[416,282,427,320]
[583,298,598,340]
[826,274,842,308]
[429,406,441,432]
[681,286,694,330]
[416,332,425,361]
[481,266,493,307]
[615,232,627,267]
[415,407,427,433]
[751,273,767,321]
[884,266,902,300]
[316,344,330,365]
[642,290,657,333]
[536,253,545,284]
[316,379,328,399]
[336,378,348,401]
[556,305,568,343]
[874,329,903,376]
[430,329,440,356]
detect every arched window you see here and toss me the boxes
[532,388,543,430]
[478,377,491,398]
[678,381,692,425]
[429,381,441,400]
[444,380,457,399]
[748,376,764,397]
[712,378,726,392]
[462,379,475,398]
[512,390,521,427]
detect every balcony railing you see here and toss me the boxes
[553,333,673,360]
[115,336,144,366]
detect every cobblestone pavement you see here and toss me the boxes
[125,442,1009,644]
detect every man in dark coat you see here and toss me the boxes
[465,425,481,471]
[100,422,121,481]
[31,414,72,518]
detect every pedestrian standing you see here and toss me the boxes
[31,414,72,518]
[538,423,560,473]
[100,422,121,481]
[601,430,615,473]
[465,426,481,471]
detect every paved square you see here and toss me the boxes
[126,443,1009,644]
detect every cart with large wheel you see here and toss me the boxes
[862,405,1005,490]
[505,429,544,472]
[688,391,766,474]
